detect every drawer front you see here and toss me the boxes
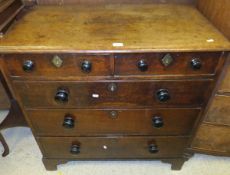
[115,52,221,76]
[38,136,189,159]
[192,124,230,154]
[4,54,112,77]
[27,108,200,136]
[14,80,213,108]
[205,95,230,126]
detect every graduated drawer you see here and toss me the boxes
[27,108,200,136]
[115,52,221,76]
[13,80,214,108]
[4,54,112,77]
[38,136,189,159]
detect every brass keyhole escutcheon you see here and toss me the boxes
[108,83,117,92]
[161,53,174,67]
[109,111,118,119]
[52,55,63,68]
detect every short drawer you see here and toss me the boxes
[27,108,200,136]
[38,136,189,159]
[4,54,112,77]
[14,80,214,108]
[115,52,221,76]
[205,95,230,126]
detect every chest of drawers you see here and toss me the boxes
[2,51,227,170]
[0,0,229,171]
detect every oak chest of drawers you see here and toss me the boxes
[0,0,229,171]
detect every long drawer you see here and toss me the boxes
[13,80,214,108]
[27,108,200,136]
[38,136,189,159]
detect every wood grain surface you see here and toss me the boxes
[115,52,221,76]
[219,56,230,93]
[0,4,229,53]
[191,0,230,157]
[197,0,230,40]
[38,136,189,159]
[13,80,214,108]
[0,1,229,170]
[191,124,230,155]
[27,108,200,136]
[4,53,113,77]
[205,95,230,126]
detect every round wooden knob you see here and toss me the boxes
[137,59,148,72]
[149,143,159,153]
[156,89,170,102]
[63,114,75,128]
[22,60,34,72]
[55,89,69,103]
[81,60,92,73]
[191,58,202,70]
[70,144,80,154]
[152,116,164,128]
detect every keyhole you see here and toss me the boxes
[103,145,108,150]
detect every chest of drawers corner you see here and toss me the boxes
[2,51,226,170]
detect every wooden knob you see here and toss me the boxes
[55,88,69,103]
[149,143,159,153]
[152,116,164,128]
[63,114,75,128]
[156,89,170,102]
[137,59,148,72]
[70,144,80,154]
[22,60,34,72]
[81,60,92,73]
[191,58,202,70]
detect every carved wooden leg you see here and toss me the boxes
[42,158,68,171]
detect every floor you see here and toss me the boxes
[0,110,230,175]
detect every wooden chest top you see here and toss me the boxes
[0,4,229,53]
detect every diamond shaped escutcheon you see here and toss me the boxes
[161,53,174,67]
[52,55,63,68]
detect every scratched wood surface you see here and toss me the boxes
[0,4,229,53]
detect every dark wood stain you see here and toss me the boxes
[0,0,229,171]
[38,136,189,159]
[27,108,200,136]
[13,80,214,108]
